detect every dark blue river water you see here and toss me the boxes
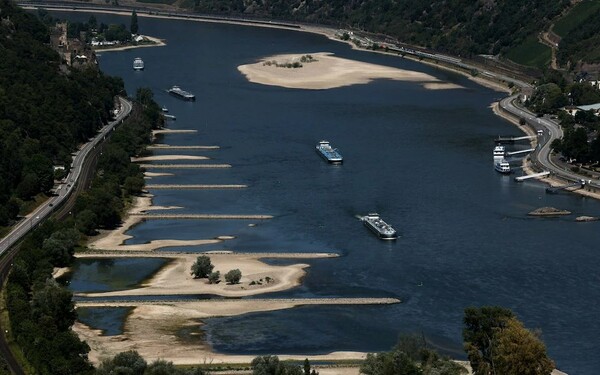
[55,11,600,374]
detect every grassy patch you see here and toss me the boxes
[505,35,552,69]
[553,0,600,37]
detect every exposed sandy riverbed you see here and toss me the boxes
[238,52,464,90]
[74,298,400,365]
[87,194,221,251]
[76,252,337,298]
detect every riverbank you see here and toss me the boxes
[94,35,165,52]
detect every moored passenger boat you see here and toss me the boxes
[495,159,511,174]
[493,145,505,158]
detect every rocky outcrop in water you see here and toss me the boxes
[575,216,599,222]
[528,207,571,216]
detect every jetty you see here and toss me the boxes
[495,135,536,144]
[506,148,535,156]
[147,144,220,150]
[74,297,401,308]
[145,184,247,189]
[515,171,550,182]
[546,180,586,194]
[131,213,273,219]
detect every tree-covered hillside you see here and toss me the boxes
[0,0,123,225]
[189,0,569,57]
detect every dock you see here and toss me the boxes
[163,114,176,120]
[506,148,535,156]
[145,184,247,189]
[546,180,585,194]
[515,171,550,182]
[495,135,536,144]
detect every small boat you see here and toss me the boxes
[164,114,176,120]
[133,57,144,71]
[161,107,169,113]
[495,159,511,174]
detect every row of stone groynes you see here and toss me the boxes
[74,297,401,308]
[131,213,273,219]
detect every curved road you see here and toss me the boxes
[0,96,132,374]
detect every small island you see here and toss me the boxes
[238,52,464,90]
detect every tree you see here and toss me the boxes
[361,334,466,375]
[208,271,220,284]
[75,209,97,235]
[190,255,214,278]
[131,10,139,35]
[251,355,303,375]
[225,269,242,284]
[463,307,553,375]
[493,319,554,375]
[303,358,310,375]
[96,350,147,374]
[463,306,514,374]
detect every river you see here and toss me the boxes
[52,11,600,374]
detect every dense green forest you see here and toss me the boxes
[557,6,600,67]
[5,89,162,374]
[0,0,123,227]
[0,1,163,372]
[192,0,570,58]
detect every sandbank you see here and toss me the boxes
[87,194,222,252]
[238,52,464,90]
[75,252,337,298]
[132,155,209,162]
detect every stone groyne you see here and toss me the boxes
[145,184,247,189]
[140,164,232,169]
